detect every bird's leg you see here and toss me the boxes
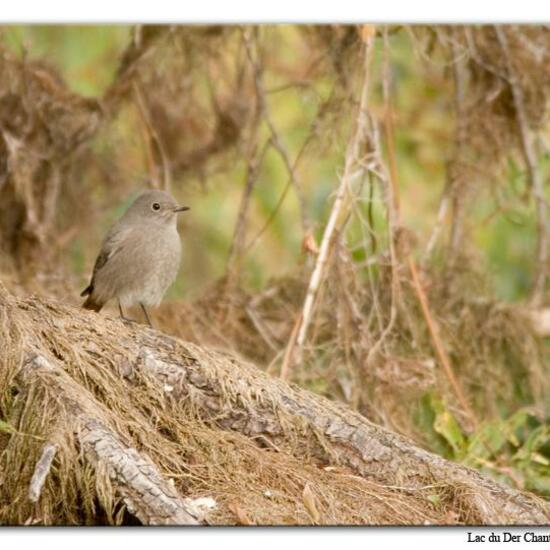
[140,302,153,328]
[118,300,135,323]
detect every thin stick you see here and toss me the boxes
[495,26,548,307]
[382,36,400,218]
[408,256,477,425]
[423,193,450,263]
[280,32,375,378]
[447,27,469,262]
[243,91,334,254]
[242,27,310,235]
[279,311,303,381]
[365,27,401,364]
[224,31,266,281]
[133,81,173,193]
[225,139,268,277]
[424,27,467,263]
[379,28,477,426]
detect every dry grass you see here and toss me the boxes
[152,261,549,440]
[0,283,479,526]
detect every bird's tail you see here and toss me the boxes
[82,295,103,312]
[81,286,103,312]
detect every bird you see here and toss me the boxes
[81,190,189,327]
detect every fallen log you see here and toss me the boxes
[0,284,548,525]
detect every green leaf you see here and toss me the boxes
[434,410,465,458]
[525,471,550,496]
[531,452,550,466]
[466,421,508,461]
[414,393,453,458]
[430,397,465,458]
[0,420,14,433]
[514,425,550,464]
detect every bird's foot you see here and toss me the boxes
[120,316,138,325]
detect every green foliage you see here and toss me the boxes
[0,419,14,434]
[2,25,131,96]
[418,393,550,496]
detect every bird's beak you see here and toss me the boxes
[174,206,190,213]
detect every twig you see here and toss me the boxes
[28,443,57,503]
[133,81,172,192]
[245,304,279,351]
[243,93,332,255]
[365,28,401,364]
[242,27,310,235]
[280,31,375,379]
[495,26,549,307]
[279,312,303,381]
[464,27,508,81]
[407,257,477,426]
[225,138,269,278]
[373,29,477,426]
[381,35,400,218]
[423,192,450,263]
[447,27,469,262]
[224,33,266,281]
[424,27,470,264]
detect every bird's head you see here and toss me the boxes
[126,190,190,226]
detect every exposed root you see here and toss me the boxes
[0,285,548,525]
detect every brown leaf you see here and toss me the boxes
[360,25,376,43]
[228,501,253,525]
[302,483,320,524]
[302,232,320,256]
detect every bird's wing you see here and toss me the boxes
[80,225,131,296]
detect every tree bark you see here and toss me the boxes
[138,340,549,525]
[20,353,200,525]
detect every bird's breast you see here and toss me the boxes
[118,224,182,307]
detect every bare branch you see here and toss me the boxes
[225,139,269,279]
[365,28,401,363]
[407,257,478,427]
[371,28,476,426]
[281,32,375,379]
[447,27,469,261]
[495,26,549,307]
[242,27,310,235]
[133,81,173,192]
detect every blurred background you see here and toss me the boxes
[0,25,549,499]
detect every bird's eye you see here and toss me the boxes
[152,202,161,211]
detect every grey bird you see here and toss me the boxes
[81,190,189,327]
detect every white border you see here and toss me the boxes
[1,2,549,547]
[1,528,549,548]
[0,0,550,23]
